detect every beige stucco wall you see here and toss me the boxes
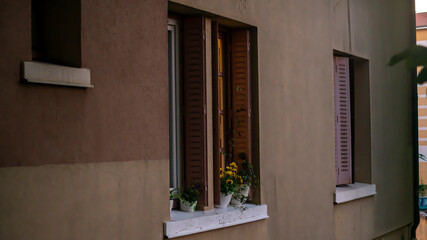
[332,0,415,239]
[169,0,414,239]
[0,0,415,240]
[374,224,411,240]
[170,0,336,238]
[0,160,169,240]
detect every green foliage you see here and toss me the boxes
[237,153,258,188]
[232,184,250,206]
[388,45,427,84]
[176,185,200,204]
[420,179,427,197]
[170,188,179,200]
[170,189,174,200]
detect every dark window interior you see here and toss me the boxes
[32,0,81,67]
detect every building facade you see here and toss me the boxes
[417,12,427,191]
[0,0,416,239]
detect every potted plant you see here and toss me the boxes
[219,162,238,208]
[231,153,258,207]
[176,185,200,213]
[169,188,175,212]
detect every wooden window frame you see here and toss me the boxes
[168,14,257,211]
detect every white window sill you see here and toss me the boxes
[334,182,376,204]
[164,204,268,238]
[22,61,93,88]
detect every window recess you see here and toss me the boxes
[166,7,264,237]
[25,0,92,88]
[168,6,260,211]
[333,53,374,203]
[32,0,81,67]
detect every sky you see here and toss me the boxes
[417,0,427,13]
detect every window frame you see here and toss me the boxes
[167,12,260,210]
[165,6,266,237]
[333,53,376,203]
[168,18,183,190]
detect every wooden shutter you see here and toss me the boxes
[182,16,208,207]
[231,30,251,164]
[211,21,221,205]
[334,56,352,185]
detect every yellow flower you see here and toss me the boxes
[240,178,243,184]
[226,171,233,176]
[230,162,237,169]
[220,174,224,179]
[226,179,233,185]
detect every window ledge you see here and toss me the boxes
[164,204,268,238]
[334,182,376,204]
[22,61,93,88]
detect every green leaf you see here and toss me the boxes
[418,67,427,84]
[388,45,427,68]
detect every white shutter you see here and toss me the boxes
[334,56,352,185]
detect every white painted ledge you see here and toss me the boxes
[334,182,376,204]
[22,61,93,88]
[164,204,268,238]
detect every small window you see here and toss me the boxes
[333,54,372,185]
[32,0,81,67]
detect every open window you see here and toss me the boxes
[165,10,266,238]
[167,11,259,210]
[333,54,376,203]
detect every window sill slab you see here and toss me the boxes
[22,61,93,88]
[334,182,376,204]
[164,204,268,238]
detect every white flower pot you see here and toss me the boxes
[218,192,232,208]
[231,184,250,207]
[180,200,197,212]
[170,200,173,211]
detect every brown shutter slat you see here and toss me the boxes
[182,16,208,207]
[211,21,220,205]
[231,30,251,164]
[334,56,352,185]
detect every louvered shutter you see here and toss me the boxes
[231,30,251,164]
[211,21,221,205]
[182,16,208,207]
[334,56,352,185]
